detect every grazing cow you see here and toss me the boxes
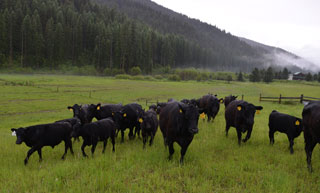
[302,101,320,172]
[71,118,116,157]
[225,100,263,145]
[55,117,82,142]
[94,103,122,120]
[67,104,96,124]
[197,94,223,122]
[268,110,303,154]
[159,101,201,164]
[112,103,143,142]
[138,110,158,148]
[11,122,74,165]
[224,95,238,108]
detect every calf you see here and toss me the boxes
[159,101,201,164]
[268,110,302,154]
[11,122,74,165]
[71,118,116,157]
[197,94,223,122]
[225,100,263,145]
[224,95,238,108]
[55,117,82,142]
[138,110,158,148]
[112,103,143,142]
[302,101,320,172]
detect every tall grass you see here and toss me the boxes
[0,74,320,192]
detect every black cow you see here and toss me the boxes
[302,101,320,172]
[71,118,116,157]
[268,110,303,154]
[138,110,158,148]
[11,122,74,165]
[225,100,263,145]
[197,94,223,122]
[224,95,238,108]
[159,102,201,164]
[149,104,157,111]
[55,117,82,142]
[112,103,143,142]
[94,103,122,120]
[181,99,191,104]
[67,104,96,124]
[155,102,168,114]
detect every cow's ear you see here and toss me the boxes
[235,96,238,99]
[214,94,217,97]
[96,103,101,110]
[112,112,114,116]
[178,103,186,114]
[219,98,224,104]
[11,128,17,132]
[237,104,243,111]
[68,106,73,112]
[255,106,263,110]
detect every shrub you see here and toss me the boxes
[130,75,144,80]
[154,75,163,80]
[144,76,156,81]
[177,68,199,80]
[115,74,132,80]
[129,66,142,76]
[168,74,181,81]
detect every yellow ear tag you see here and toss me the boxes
[112,112,114,116]
[220,100,223,104]
[179,109,183,113]
[139,118,143,123]
[123,113,127,118]
[256,110,260,114]
[237,106,242,111]
[295,120,300,126]
[97,106,100,110]
[200,113,205,119]
[69,108,73,112]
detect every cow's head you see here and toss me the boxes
[236,103,263,128]
[138,111,154,131]
[86,103,101,121]
[178,103,200,134]
[68,104,82,118]
[11,127,27,144]
[149,104,157,112]
[68,104,98,124]
[112,111,126,129]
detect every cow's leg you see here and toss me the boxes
[135,125,141,139]
[305,138,317,172]
[168,141,174,160]
[24,146,39,165]
[67,138,74,155]
[61,140,70,160]
[236,128,242,145]
[207,114,211,122]
[225,124,231,137]
[269,129,275,145]
[180,140,192,165]
[142,135,147,149]
[102,138,108,153]
[37,149,42,162]
[242,128,252,143]
[111,135,115,152]
[288,136,294,154]
[129,127,134,140]
[149,133,154,146]
[81,141,88,157]
[121,129,125,143]
[91,140,98,156]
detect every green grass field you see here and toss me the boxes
[1,74,320,192]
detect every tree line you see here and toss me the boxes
[0,0,216,74]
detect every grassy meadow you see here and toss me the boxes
[1,74,320,192]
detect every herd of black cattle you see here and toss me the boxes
[10,94,320,172]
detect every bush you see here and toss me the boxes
[144,76,156,81]
[154,75,163,80]
[115,74,132,80]
[177,68,199,80]
[129,66,142,76]
[77,65,97,75]
[130,75,144,80]
[103,68,125,76]
[168,74,181,81]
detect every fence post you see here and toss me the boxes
[259,93,261,102]
[241,95,244,100]
[56,86,59,92]
[279,94,281,104]
[300,94,304,103]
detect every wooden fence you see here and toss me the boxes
[259,94,320,104]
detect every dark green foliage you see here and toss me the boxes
[227,75,232,83]
[0,0,219,73]
[249,68,261,82]
[129,66,142,76]
[168,74,181,81]
[237,71,244,81]
[305,73,313,81]
[263,67,274,83]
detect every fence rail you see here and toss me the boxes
[259,94,320,104]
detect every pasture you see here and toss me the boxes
[0,74,320,192]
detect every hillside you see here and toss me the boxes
[96,0,317,72]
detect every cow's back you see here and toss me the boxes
[303,102,320,137]
[225,100,242,127]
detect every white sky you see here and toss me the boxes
[151,0,320,66]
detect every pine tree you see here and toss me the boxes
[237,71,244,81]
[263,67,274,83]
[249,68,260,82]
[305,73,313,81]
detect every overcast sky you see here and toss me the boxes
[151,0,320,66]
